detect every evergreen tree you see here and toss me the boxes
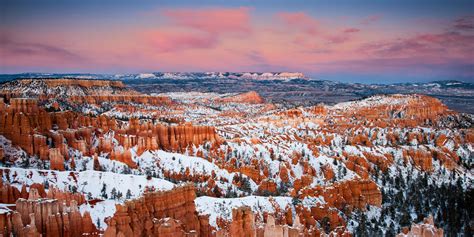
[101,183,108,199]
[111,187,117,199]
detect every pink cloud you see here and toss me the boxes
[453,15,474,31]
[362,31,474,59]
[163,7,252,34]
[0,37,84,62]
[277,12,361,45]
[4,7,472,80]
[145,7,252,52]
[277,12,319,35]
[0,36,91,71]
[360,15,381,25]
[326,28,361,44]
[344,28,360,33]
[146,30,217,52]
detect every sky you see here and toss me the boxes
[0,0,473,83]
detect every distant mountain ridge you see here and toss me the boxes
[0,73,472,87]
[0,72,308,81]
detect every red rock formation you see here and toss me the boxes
[49,148,65,171]
[279,164,290,183]
[216,206,341,237]
[321,164,335,181]
[33,135,49,160]
[46,186,87,206]
[310,205,346,229]
[0,103,219,169]
[69,95,172,106]
[0,179,21,203]
[152,218,190,237]
[104,184,201,237]
[404,149,433,171]
[93,154,101,171]
[258,180,277,195]
[28,184,47,198]
[0,97,5,110]
[335,95,453,128]
[0,198,97,237]
[292,175,313,195]
[240,166,263,184]
[1,79,126,92]
[0,147,4,163]
[110,148,136,168]
[397,215,443,237]
[225,207,256,237]
[9,98,39,114]
[118,121,212,151]
[300,179,382,211]
[220,91,264,104]
[309,105,327,115]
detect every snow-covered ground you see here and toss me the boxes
[0,167,175,200]
[80,200,118,229]
[195,195,325,228]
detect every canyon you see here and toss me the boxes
[0,78,472,236]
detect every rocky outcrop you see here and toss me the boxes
[332,95,453,128]
[9,98,39,114]
[300,179,382,211]
[215,206,348,237]
[0,79,469,237]
[258,180,277,195]
[0,198,97,237]
[404,149,433,171]
[121,121,218,153]
[69,95,172,106]
[0,79,136,106]
[36,79,125,88]
[220,207,256,237]
[0,104,219,168]
[46,186,86,206]
[397,215,443,237]
[0,179,21,203]
[0,179,85,206]
[49,148,65,171]
[104,184,201,237]
[220,91,264,104]
[152,218,191,237]
[240,166,263,184]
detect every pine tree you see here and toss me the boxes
[241,178,252,194]
[101,183,108,199]
[111,187,117,199]
[321,216,331,234]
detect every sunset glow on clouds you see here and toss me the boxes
[1,0,473,82]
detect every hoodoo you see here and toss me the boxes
[0,78,471,236]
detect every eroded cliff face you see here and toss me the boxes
[219,91,265,104]
[0,198,97,237]
[213,206,353,237]
[104,185,200,237]
[0,178,86,205]
[396,216,443,237]
[103,185,350,237]
[0,79,471,236]
[0,99,219,170]
[0,79,129,98]
[68,95,172,106]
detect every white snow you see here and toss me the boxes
[80,200,118,230]
[195,195,325,228]
[0,167,175,200]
